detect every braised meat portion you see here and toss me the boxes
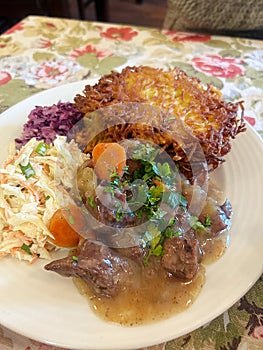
[199,198,232,237]
[45,140,233,302]
[45,239,136,297]
[161,235,203,280]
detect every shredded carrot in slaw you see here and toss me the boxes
[0,136,87,263]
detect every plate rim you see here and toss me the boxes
[0,81,263,350]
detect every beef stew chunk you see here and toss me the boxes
[45,239,135,297]
[199,198,232,237]
[45,234,203,298]
[161,235,203,280]
[45,140,233,305]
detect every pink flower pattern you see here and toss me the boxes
[21,59,82,85]
[192,54,244,78]
[0,15,262,350]
[37,38,52,49]
[252,325,263,339]
[4,22,24,34]
[0,71,12,85]
[70,44,112,59]
[164,30,211,42]
[244,116,256,126]
[100,27,138,41]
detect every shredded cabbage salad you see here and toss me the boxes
[0,136,87,263]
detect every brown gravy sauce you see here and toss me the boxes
[73,233,228,326]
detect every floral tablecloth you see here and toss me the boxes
[0,15,263,350]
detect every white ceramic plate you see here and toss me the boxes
[0,81,263,350]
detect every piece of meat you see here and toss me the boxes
[161,236,203,281]
[125,159,141,174]
[44,239,135,297]
[113,245,146,262]
[199,198,232,236]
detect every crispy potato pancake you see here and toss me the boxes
[74,66,245,179]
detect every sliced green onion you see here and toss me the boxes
[35,142,48,156]
[19,162,35,179]
[21,243,33,255]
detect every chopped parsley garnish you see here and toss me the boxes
[190,216,205,230]
[109,166,119,180]
[115,209,125,222]
[103,184,115,197]
[190,215,212,231]
[142,223,163,264]
[128,181,148,210]
[153,162,171,178]
[72,255,79,262]
[114,201,126,222]
[204,215,212,227]
[103,143,192,261]
[97,142,195,264]
[163,191,187,209]
[132,143,160,163]
[142,222,181,264]
[103,169,126,197]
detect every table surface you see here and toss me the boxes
[0,15,262,350]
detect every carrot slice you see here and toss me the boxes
[49,205,85,248]
[92,142,126,180]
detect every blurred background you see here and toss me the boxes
[0,0,167,34]
[1,0,262,38]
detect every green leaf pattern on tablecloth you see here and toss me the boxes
[0,15,262,131]
[0,16,263,350]
[32,52,56,62]
[76,53,127,75]
[166,276,263,350]
[205,39,233,49]
[0,79,42,113]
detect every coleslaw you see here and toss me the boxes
[0,136,87,263]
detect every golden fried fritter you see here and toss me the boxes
[74,66,245,179]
